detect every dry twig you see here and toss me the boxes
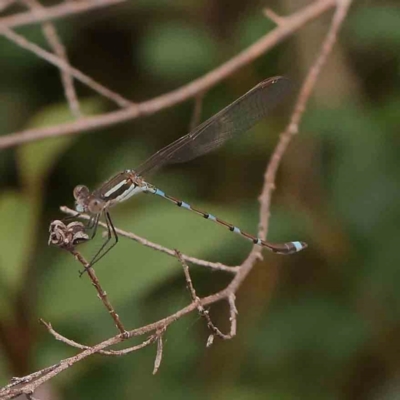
[0,0,126,28]
[263,8,286,26]
[152,328,166,375]
[40,319,159,356]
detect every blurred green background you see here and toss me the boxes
[1,0,400,399]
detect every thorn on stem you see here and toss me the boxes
[263,8,285,25]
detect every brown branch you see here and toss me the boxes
[71,249,128,334]
[0,287,231,399]
[60,206,238,273]
[1,364,61,392]
[0,0,336,150]
[0,26,134,108]
[21,0,82,118]
[0,0,126,28]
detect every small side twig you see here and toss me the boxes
[263,8,286,26]
[175,250,237,345]
[40,319,158,355]
[152,327,166,375]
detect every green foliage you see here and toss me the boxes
[235,12,275,50]
[347,6,400,46]
[139,22,217,80]
[0,192,34,316]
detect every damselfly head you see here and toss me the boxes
[73,185,89,212]
[73,185,89,200]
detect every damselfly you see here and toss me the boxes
[72,77,307,268]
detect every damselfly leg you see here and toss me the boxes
[79,211,119,276]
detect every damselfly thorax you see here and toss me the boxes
[74,170,148,214]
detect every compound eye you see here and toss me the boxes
[88,198,105,214]
[73,185,89,201]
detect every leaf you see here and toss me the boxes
[18,99,103,189]
[347,6,400,46]
[252,296,368,370]
[0,192,35,317]
[139,22,217,80]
